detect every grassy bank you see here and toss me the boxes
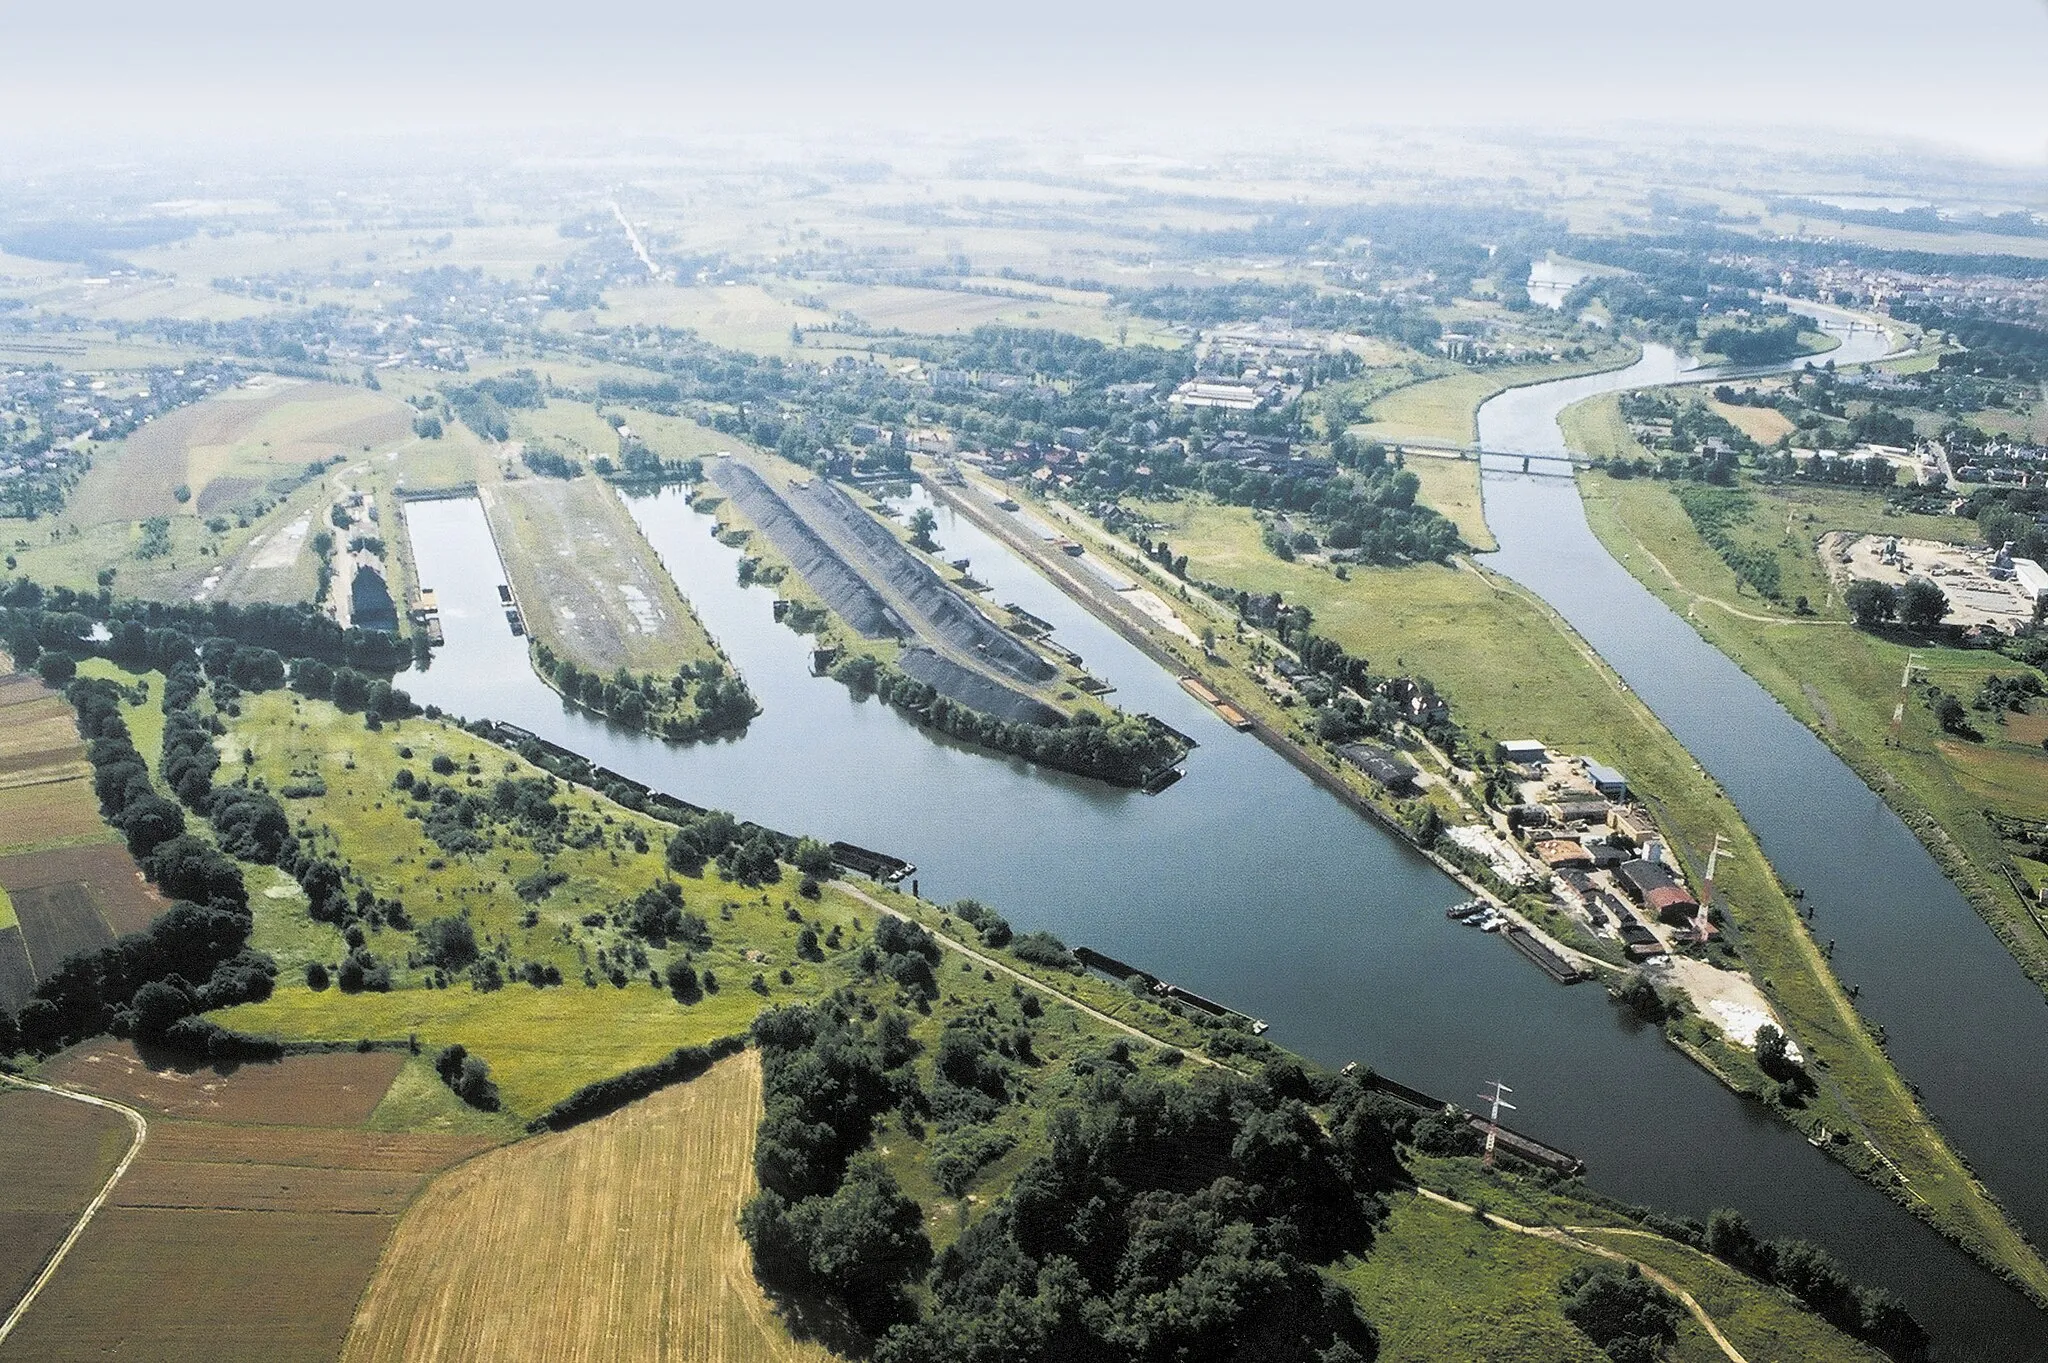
[1578,471,2048,987]
[1104,492,2048,1305]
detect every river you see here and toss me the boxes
[396,330,2045,1353]
[1478,318,2048,1357]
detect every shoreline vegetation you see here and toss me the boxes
[959,463,2048,1307]
[1575,468,2048,989]
[0,604,1955,1360]
[693,456,1193,789]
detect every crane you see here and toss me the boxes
[1478,1081,1516,1168]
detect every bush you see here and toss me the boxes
[1558,1265,1681,1362]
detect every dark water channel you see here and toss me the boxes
[398,392,2044,1354]
[1477,323,2048,1357]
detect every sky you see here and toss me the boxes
[1,0,2044,164]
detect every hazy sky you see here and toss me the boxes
[3,0,2044,164]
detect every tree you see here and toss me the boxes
[908,506,939,552]
[1897,577,1948,631]
[1559,1265,1682,1363]
[1843,579,1897,628]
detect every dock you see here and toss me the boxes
[1350,1069,1586,1176]
[829,840,916,883]
[1075,946,1266,1033]
[1502,925,1588,984]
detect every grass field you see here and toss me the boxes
[1574,1229,1889,1363]
[1559,393,1650,463]
[206,690,869,1117]
[1355,351,1639,447]
[1407,455,1496,551]
[1579,471,2048,987]
[480,472,723,679]
[1115,492,2048,1303]
[342,1051,833,1363]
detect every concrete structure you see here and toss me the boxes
[2016,557,2048,606]
[1499,739,1548,764]
[1579,758,1628,799]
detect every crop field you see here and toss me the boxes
[0,671,160,1004]
[342,1051,832,1363]
[0,843,166,937]
[41,1042,405,1126]
[0,1084,134,1317]
[0,678,106,858]
[65,378,401,526]
[3,378,413,600]
[0,1050,495,1363]
[125,223,575,286]
[480,475,720,678]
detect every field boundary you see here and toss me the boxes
[0,1073,148,1347]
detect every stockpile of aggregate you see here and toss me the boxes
[897,646,1065,726]
[711,462,908,639]
[793,481,1058,686]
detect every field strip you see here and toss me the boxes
[0,1074,148,1347]
[836,882,1233,1070]
[1413,1188,1748,1363]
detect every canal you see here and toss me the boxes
[1478,319,2048,1357]
[398,355,2044,1354]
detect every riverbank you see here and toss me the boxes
[920,465,1611,980]
[980,474,2048,1309]
[1577,470,2048,992]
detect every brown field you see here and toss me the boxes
[0,1054,493,1363]
[0,1085,134,1317]
[0,843,166,937]
[7,883,116,978]
[343,1050,834,1363]
[0,674,51,707]
[2001,711,2048,747]
[0,781,105,854]
[0,1208,402,1363]
[41,1043,406,1126]
[1707,399,1797,445]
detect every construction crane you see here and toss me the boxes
[1478,1081,1516,1168]
[1698,833,1732,943]
[1890,650,1922,741]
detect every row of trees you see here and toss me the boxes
[1845,578,1949,631]
[829,654,1186,787]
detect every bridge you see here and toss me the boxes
[1390,439,1593,476]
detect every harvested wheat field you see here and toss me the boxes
[343,1049,833,1363]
